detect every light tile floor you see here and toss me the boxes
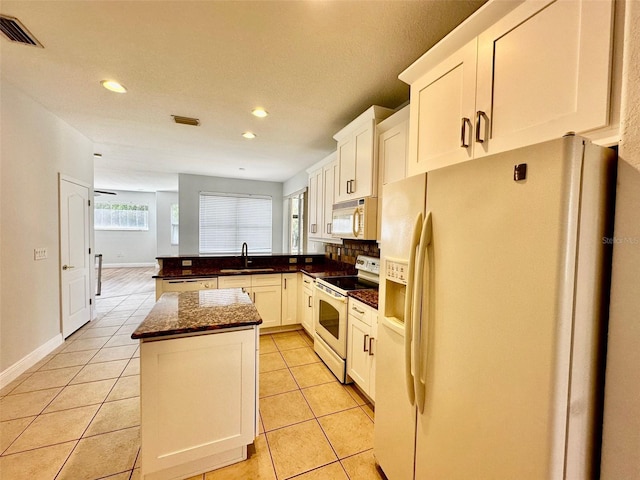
[0,291,386,480]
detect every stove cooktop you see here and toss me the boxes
[321,275,378,292]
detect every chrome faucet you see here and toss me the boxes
[241,242,249,268]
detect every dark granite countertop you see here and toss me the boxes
[156,263,356,280]
[131,289,262,340]
[348,289,379,310]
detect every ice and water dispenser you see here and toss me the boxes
[384,258,408,323]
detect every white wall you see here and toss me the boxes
[156,191,179,257]
[94,190,157,266]
[1,80,93,373]
[178,173,284,255]
[601,1,640,477]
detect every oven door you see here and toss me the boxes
[314,284,348,358]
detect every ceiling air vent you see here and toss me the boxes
[172,115,200,126]
[0,15,43,47]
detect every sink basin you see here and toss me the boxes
[219,268,275,274]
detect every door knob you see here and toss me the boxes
[62,265,75,270]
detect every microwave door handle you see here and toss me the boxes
[404,212,423,406]
[413,212,432,414]
[352,207,359,237]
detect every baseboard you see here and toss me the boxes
[103,262,158,268]
[0,334,64,389]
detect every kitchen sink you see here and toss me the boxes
[219,268,275,274]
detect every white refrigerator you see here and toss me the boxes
[374,135,616,480]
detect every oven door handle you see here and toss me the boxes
[314,284,347,303]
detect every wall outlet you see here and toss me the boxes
[182,260,193,267]
[289,257,296,264]
[34,247,48,260]
[305,257,313,263]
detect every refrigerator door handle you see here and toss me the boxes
[413,212,432,414]
[404,212,423,406]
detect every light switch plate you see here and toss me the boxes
[34,247,47,260]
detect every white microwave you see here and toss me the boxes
[331,197,378,240]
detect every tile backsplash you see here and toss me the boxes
[325,240,380,265]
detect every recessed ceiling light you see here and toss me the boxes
[242,132,257,139]
[101,80,127,93]
[251,108,268,118]
[239,167,246,171]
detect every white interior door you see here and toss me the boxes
[60,177,92,338]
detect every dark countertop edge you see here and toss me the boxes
[156,254,326,260]
[154,265,356,280]
[131,319,262,340]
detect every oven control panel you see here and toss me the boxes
[385,259,408,285]
[355,255,380,275]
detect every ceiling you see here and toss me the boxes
[0,0,486,192]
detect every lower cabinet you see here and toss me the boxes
[156,277,218,300]
[346,298,377,400]
[281,273,299,326]
[300,274,315,336]
[218,274,282,329]
[140,327,258,479]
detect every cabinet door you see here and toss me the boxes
[322,161,338,239]
[301,286,315,336]
[380,120,408,186]
[353,122,375,198]
[347,315,371,393]
[408,38,477,175]
[475,0,614,157]
[252,285,282,329]
[369,312,378,402]
[308,168,322,237]
[281,273,298,326]
[336,137,356,202]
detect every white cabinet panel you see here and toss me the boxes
[300,274,315,336]
[475,0,614,157]
[308,168,322,238]
[346,298,377,400]
[140,328,257,478]
[322,161,338,239]
[281,273,299,326]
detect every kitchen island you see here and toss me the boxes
[131,289,261,480]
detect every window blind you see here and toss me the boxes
[199,193,272,254]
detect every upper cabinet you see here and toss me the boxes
[401,0,617,174]
[378,105,410,186]
[307,167,322,238]
[307,152,338,242]
[334,106,394,202]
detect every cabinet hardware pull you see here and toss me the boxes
[350,179,355,194]
[460,117,471,148]
[352,306,365,314]
[327,223,332,234]
[369,337,374,356]
[308,296,312,308]
[475,111,488,144]
[364,334,369,352]
[284,278,287,289]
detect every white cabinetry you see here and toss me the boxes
[307,152,337,241]
[281,273,299,326]
[334,106,394,202]
[401,0,615,174]
[300,274,315,336]
[346,298,377,400]
[321,160,338,239]
[307,168,322,237]
[378,105,410,186]
[218,274,282,329]
[140,327,258,479]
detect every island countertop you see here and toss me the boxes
[131,289,262,340]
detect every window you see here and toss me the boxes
[199,193,272,254]
[94,202,149,231]
[170,203,179,245]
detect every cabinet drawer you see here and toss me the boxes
[218,275,251,289]
[252,274,281,287]
[348,299,372,326]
